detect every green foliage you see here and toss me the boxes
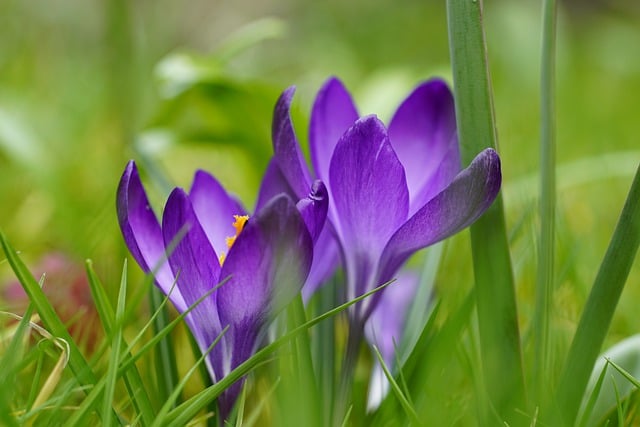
[1,1,640,426]
[446,1,525,423]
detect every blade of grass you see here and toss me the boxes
[67,278,226,426]
[606,359,640,390]
[446,0,525,422]
[234,385,247,427]
[150,326,228,427]
[165,281,393,425]
[0,304,34,427]
[398,243,442,364]
[555,162,640,424]
[149,286,180,407]
[532,0,557,406]
[411,294,473,423]
[0,232,114,423]
[102,260,128,427]
[577,361,610,427]
[371,345,421,427]
[612,377,624,427]
[313,274,338,424]
[290,295,321,426]
[85,260,156,425]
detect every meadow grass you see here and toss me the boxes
[1,1,640,426]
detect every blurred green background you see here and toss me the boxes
[1,0,639,367]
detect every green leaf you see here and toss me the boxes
[579,335,640,426]
[85,261,156,425]
[102,261,128,427]
[532,0,557,405]
[371,345,421,427]
[0,231,114,423]
[555,162,640,424]
[446,0,525,422]
[165,281,392,426]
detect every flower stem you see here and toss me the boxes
[533,0,557,409]
[446,0,525,422]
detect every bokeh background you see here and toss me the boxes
[1,0,639,380]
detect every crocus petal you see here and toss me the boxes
[301,225,341,301]
[254,159,296,212]
[116,161,186,312]
[161,189,224,377]
[272,87,312,199]
[329,116,409,298]
[309,77,359,184]
[388,79,460,213]
[379,148,502,282]
[217,194,313,369]
[217,194,313,327]
[189,170,246,257]
[295,180,329,243]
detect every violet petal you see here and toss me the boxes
[379,148,502,282]
[329,116,409,297]
[295,180,329,243]
[217,194,313,370]
[388,79,460,213]
[116,161,186,312]
[309,77,359,184]
[254,159,296,212]
[189,170,247,257]
[161,189,224,377]
[272,87,312,198]
[301,224,341,301]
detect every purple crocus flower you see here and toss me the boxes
[269,77,502,327]
[116,161,328,418]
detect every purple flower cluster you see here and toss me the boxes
[116,77,501,419]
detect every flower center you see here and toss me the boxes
[218,214,249,265]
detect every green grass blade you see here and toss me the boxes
[0,303,34,427]
[85,260,156,425]
[371,345,421,427]
[278,294,321,427]
[65,276,201,427]
[532,0,558,406]
[555,162,640,424]
[0,231,113,423]
[165,281,392,425]
[149,286,180,407]
[612,377,624,427]
[606,359,640,390]
[150,326,228,427]
[313,275,338,423]
[407,294,473,423]
[102,260,128,427]
[446,1,525,422]
[577,361,610,427]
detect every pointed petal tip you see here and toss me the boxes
[297,179,329,243]
[117,160,142,221]
[272,85,312,198]
[124,159,136,173]
[277,86,296,106]
[351,114,387,134]
[118,160,137,193]
[475,147,502,200]
[190,169,218,195]
[164,187,191,218]
[321,76,348,93]
[309,179,328,202]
